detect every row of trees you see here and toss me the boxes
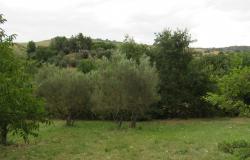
[28,29,250,121]
[26,34,116,67]
[2,12,250,145]
[35,53,159,128]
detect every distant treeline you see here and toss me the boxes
[25,30,250,122]
[200,46,250,54]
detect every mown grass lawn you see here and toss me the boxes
[1,118,250,160]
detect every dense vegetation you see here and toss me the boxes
[22,30,250,122]
[0,15,48,145]
[1,12,250,159]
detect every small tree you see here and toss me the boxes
[77,59,96,73]
[76,33,92,51]
[68,36,78,52]
[120,35,150,63]
[0,14,48,145]
[36,66,92,126]
[26,41,36,58]
[124,56,160,128]
[34,46,57,62]
[92,53,159,128]
[50,36,69,53]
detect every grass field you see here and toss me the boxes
[1,118,250,160]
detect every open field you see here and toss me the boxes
[1,118,250,160]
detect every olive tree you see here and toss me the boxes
[0,14,48,145]
[36,66,92,126]
[92,53,159,128]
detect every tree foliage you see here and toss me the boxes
[91,53,159,128]
[50,36,69,53]
[36,66,93,125]
[77,59,96,73]
[153,29,212,118]
[35,46,57,62]
[76,33,92,51]
[120,35,150,63]
[205,67,250,116]
[0,14,48,145]
[26,41,36,58]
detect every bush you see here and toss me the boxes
[218,140,250,160]
[36,65,93,125]
[77,59,96,73]
[91,53,159,128]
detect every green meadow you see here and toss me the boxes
[1,118,249,160]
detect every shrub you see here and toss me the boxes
[218,140,250,160]
[36,65,93,126]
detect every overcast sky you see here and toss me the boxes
[1,0,250,47]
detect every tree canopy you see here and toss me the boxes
[91,53,159,128]
[0,14,48,145]
[205,67,250,117]
[36,65,93,125]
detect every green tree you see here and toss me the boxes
[68,36,78,52]
[154,29,208,118]
[192,53,235,80]
[0,14,48,145]
[92,53,159,128]
[76,33,92,51]
[36,66,92,126]
[193,52,250,80]
[205,67,250,117]
[26,41,36,58]
[120,35,150,63]
[91,48,113,59]
[50,36,69,53]
[77,59,96,73]
[34,46,57,63]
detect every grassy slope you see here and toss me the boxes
[1,118,249,160]
[19,40,51,47]
[18,39,122,48]
[12,43,27,57]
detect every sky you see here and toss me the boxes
[1,0,250,48]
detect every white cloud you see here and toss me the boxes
[1,0,250,47]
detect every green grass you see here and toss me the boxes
[1,118,250,160]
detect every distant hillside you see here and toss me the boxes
[18,38,122,48]
[218,46,250,52]
[15,37,123,58]
[17,37,250,55]
[197,46,250,54]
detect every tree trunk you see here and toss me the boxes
[66,115,74,126]
[0,124,8,145]
[130,113,137,128]
[117,119,123,129]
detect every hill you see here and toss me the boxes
[18,38,122,48]
[197,46,250,54]
[16,37,250,55]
